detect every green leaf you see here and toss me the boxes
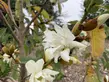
[33,6,50,19]
[105,25,109,37]
[58,1,62,13]
[84,0,103,8]
[11,65,19,80]
[103,53,109,62]
[89,5,99,13]
[24,0,31,8]
[105,5,109,10]
[94,61,102,82]
[0,60,10,77]
[0,28,7,38]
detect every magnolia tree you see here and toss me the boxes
[0,0,109,82]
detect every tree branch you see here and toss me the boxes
[24,7,43,34]
[0,10,19,44]
[8,0,19,29]
[24,0,48,35]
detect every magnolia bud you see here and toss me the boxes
[2,46,9,54]
[72,21,81,36]
[9,44,15,55]
[82,18,97,31]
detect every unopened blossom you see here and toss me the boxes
[43,24,87,63]
[3,53,16,63]
[3,53,12,63]
[25,59,59,82]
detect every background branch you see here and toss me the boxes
[24,0,48,35]
[0,10,19,44]
[8,0,19,29]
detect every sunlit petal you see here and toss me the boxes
[29,73,35,82]
[45,48,54,62]
[60,48,70,62]
[25,60,36,74]
[43,69,59,75]
[43,69,59,81]
[71,41,86,49]
[35,59,44,73]
[70,57,81,64]
[62,24,75,40]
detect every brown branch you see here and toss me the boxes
[24,0,48,35]
[4,76,17,82]
[8,0,19,29]
[0,10,19,44]
[19,0,25,31]
[24,8,43,34]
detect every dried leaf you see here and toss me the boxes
[89,26,106,59]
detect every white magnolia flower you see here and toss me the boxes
[70,57,81,64]
[3,53,12,63]
[25,59,59,82]
[3,53,16,63]
[43,24,87,63]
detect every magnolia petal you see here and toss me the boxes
[70,57,81,64]
[97,14,109,27]
[45,45,63,62]
[54,53,60,63]
[25,59,44,74]
[54,24,64,36]
[35,71,43,79]
[71,41,86,49]
[45,48,54,62]
[3,53,11,63]
[29,73,35,82]
[43,28,62,48]
[60,48,70,62]
[43,69,59,81]
[25,60,37,74]
[35,59,44,73]
[43,69,59,76]
[81,40,90,46]
[45,76,54,82]
[54,24,75,41]
[62,24,75,40]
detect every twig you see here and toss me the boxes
[23,74,31,81]
[24,8,43,34]
[0,78,4,82]
[4,76,17,82]
[24,0,48,35]
[8,0,19,29]
[0,10,19,44]
[18,0,25,31]
[11,55,21,64]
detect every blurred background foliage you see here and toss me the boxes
[0,0,109,81]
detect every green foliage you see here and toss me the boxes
[0,60,11,77]
[52,62,64,80]
[0,28,13,44]
[84,0,103,9]
[94,61,103,82]
[105,25,109,38]
[101,49,109,70]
